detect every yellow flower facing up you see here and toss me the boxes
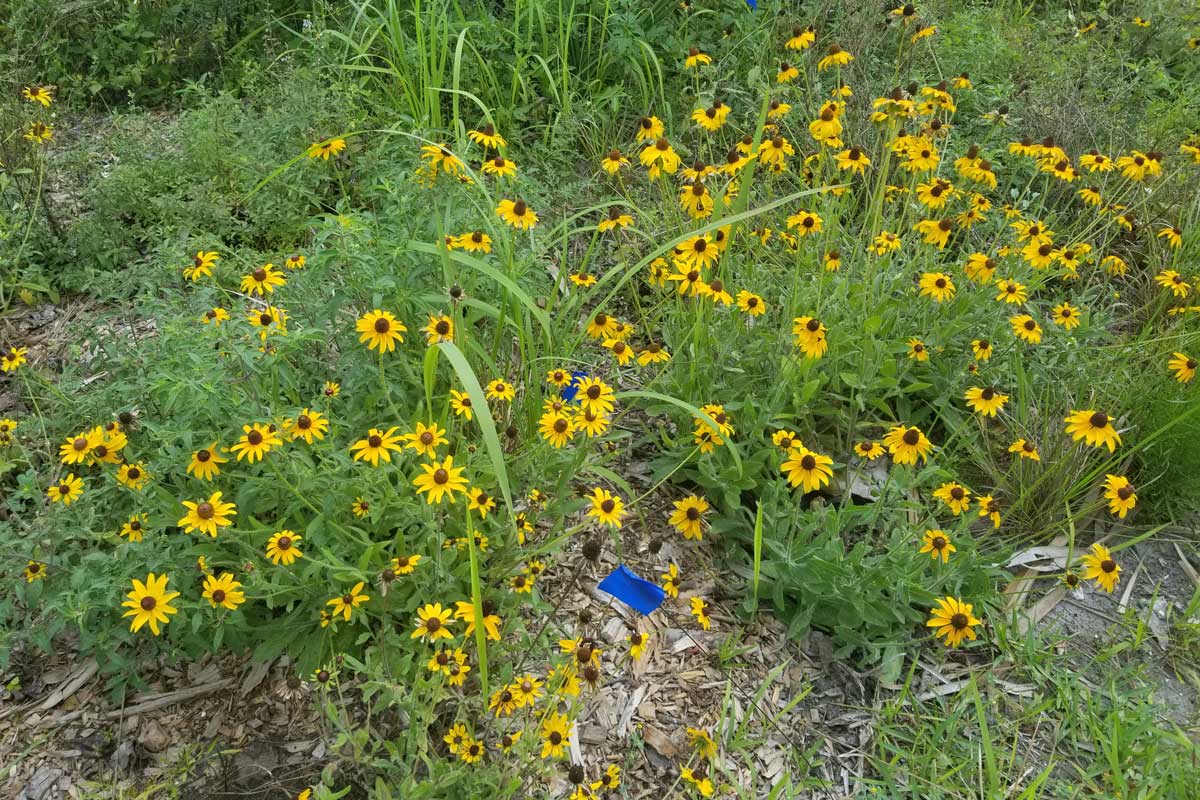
[178,491,237,537]
[586,487,626,528]
[455,230,492,253]
[59,428,102,464]
[1103,475,1137,519]
[639,137,681,177]
[187,443,227,481]
[920,530,956,563]
[1080,543,1121,592]
[203,572,246,611]
[485,379,516,402]
[539,409,575,448]
[423,313,455,345]
[933,482,971,515]
[964,386,1009,417]
[122,573,180,635]
[48,473,85,505]
[481,154,517,178]
[854,441,885,460]
[266,530,303,565]
[907,338,930,361]
[350,427,404,466]
[413,455,469,504]
[496,198,539,230]
[1064,409,1121,452]
[120,514,149,542]
[1008,438,1040,461]
[540,711,571,758]
[184,250,219,281]
[781,446,834,492]
[22,85,53,106]
[412,602,454,641]
[600,148,630,174]
[927,596,982,647]
[240,264,286,296]
[786,209,823,236]
[668,494,710,540]
[467,486,497,518]
[1010,314,1042,344]
[229,423,283,462]
[919,272,956,302]
[1051,302,1082,329]
[402,421,448,456]
[286,409,329,444]
[116,462,151,491]
[357,310,407,352]
[24,561,47,582]
[468,122,506,150]
[634,115,664,142]
[1155,270,1191,298]
[1168,352,1197,383]
[883,425,933,465]
[449,389,474,420]
[328,582,369,621]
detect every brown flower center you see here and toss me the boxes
[600,499,615,513]
[252,268,266,281]
[212,590,227,603]
[932,536,946,549]
[950,613,968,629]
[902,429,920,446]
[374,317,390,333]
[950,487,964,500]
[800,454,816,470]
[434,469,449,484]
[1089,412,1108,428]
[141,596,157,611]
[197,502,215,520]
[277,536,291,550]
[247,430,263,445]
[1101,559,1116,573]
[1117,486,1134,500]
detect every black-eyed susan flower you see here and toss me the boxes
[283,253,305,270]
[456,230,492,253]
[933,482,971,514]
[927,596,981,647]
[468,122,506,150]
[964,386,1008,417]
[357,309,407,352]
[884,425,932,465]
[248,305,288,340]
[1064,409,1121,451]
[59,428,101,464]
[637,342,671,365]
[22,85,53,106]
[920,529,955,563]
[349,426,403,466]
[119,513,148,542]
[178,491,236,537]
[586,487,625,528]
[603,338,635,365]
[852,441,883,460]
[792,316,828,359]
[1157,226,1183,249]
[485,378,515,402]
[24,121,53,143]
[690,596,712,629]
[907,337,930,361]
[976,494,1001,527]
[122,573,179,635]
[639,137,681,177]
[202,572,245,611]
[735,290,766,316]
[24,561,47,582]
[684,46,711,68]
[1008,438,1040,461]
[240,264,286,296]
[627,631,648,661]
[409,602,452,640]
[326,582,369,622]
[400,422,445,457]
[307,137,346,159]
[687,727,718,760]
[600,148,629,174]
[1010,314,1042,344]
[481,154,517,178]
[574,376,615,415]
[444,723,470,754]
[1103,475,1137,518]
[598,206,634,232]
[767,99,792,121]
[1155,270,1191,298]
[817,43,854,70]
[680,766,714,797]
[776,61,799,82]
[230,423,282,462]
[993,279,1026,305]
[116,462,150,490]
[757,134,795,168]
[496,198,538,229]
[1168,352,1196,383]
[1080,543,1120,592]
[455,600,501,640]
[0,344,27,374]
[467,486,497,519]
[540,712,571,758]
[919,272,955,303]
[662,562,681,598]
[781,446,834,492]
[263,530,302,565]
[201,307,230,326]
[786,209,823,236]
[448,389,474,420]
[668,495,710,540]
[786,24,816,49]
[697,278,732,306]
[459,738,484,764]
[285,409,329,444]
[45,472,83,505]
[1051,302,1082,329]
[413,455,469,504]
[635,115,664,142]
[913,218,953,249]
[184,250,219,281]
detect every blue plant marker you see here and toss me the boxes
[745,0,756,9]
[598,565,665,615]
[561,370,589,404]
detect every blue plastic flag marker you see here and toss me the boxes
[598,565,665,615]
[745,0,756,8]
[560,370,590,404]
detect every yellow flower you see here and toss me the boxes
[786,25,816,50]
[203,572,246,611]
[411,602,454,640]
[791,316,829,359]
[690,596,711,629]
[919,530,955,563]
[786,210,823,236]
[116,462,150,490]
[668,495,710,540]
[586,487,626,528]
[919,272,955,302]
[455,600,502,641]
[202,307,230,325]
[265,530,302,565]
[328,582,369,621]
[926,596,982,647]
[59,428,102,464]
[286,409,329,444]
[661,562,681,598]
[121,573,180,635]
[455,230,492,253]
[854,441,884,460]
[776,61,799,82]
[120,514,149,542]
[47,472,84,505]
[1080,543,1121,592]
[22,85,53,106]
[485,378,515,402]
[178,491,237,537]
[639,137,681,177]
[883,425,932,465]
[1010,314,1042,344]
[817,44,854,70]
[1155,270,1191,298]
[187,443,227,481]
[634,115,664,142]
[735,290,766,316]
[687,726,718,760]
[913,218,953,249]
[964,386,1008,417]
[496,198,539,229]
[540,711,571,758]
[402,422,447,456]
[284,253,306,270]
[24,122,53,143]
[423,313,455,345]
[413,455,470,504]
[357,309,407,352]
[1103,475,1137,519]
[600,148,630,174]
[24,561,48,582]
[684,46,712,68]
[781,446,834,492]
[228,423,282,463]
[468,486,497,518]
[240,264,286,295]
[184,251,219,281]
[1064,409,1121,452]
[907,338,930,361]
[932,482,971,515]
[449,389,474,420]
[1168,352,1197,383]
[307,138,346,159]
[540,409,575,448]
[481,154,517,177]
[1008,438,1040,461]
[350,427,404,466]
[468,122,506,149]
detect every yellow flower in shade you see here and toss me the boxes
[919,272,956,303]
[184,250,219,281]
[1010,314,1042,344]
[817,43,854,70]
[59,428,102,464]
[284,253,305,270]
[357,309,407,352]
[781,446,834,492]
[306,138,346,159]
[792,316,829,359]
[248,305,288,340]
[634,115,664,142]
[1168,352,1197,383]
[350,427,404,466]
[680,766,715,797]
[1103,475,1137,519]
[22,85,53,106]
[600,148,630,174]
[455,230,492,253]
[24,561,47,582]
[187,443,227,481]
[1008,438,1040,461]
[240,264,286,295]
[449,389,474,420]
[776,61,799,82]
[586,487,626,528]
[684,46,711,68]
[202,572,246,611]
[47,473,84,505]
[328,582,369,622]
[266,530,303,565]
[419,143,464,178]
[698,404,734,437]
[907,338,930,361]
[824,250,842,271]
[120,514,149,542]
[964,386,1008,417]
[690,597,711,629]
[202,307,230,325]
[639,137,681,177]
[687,727,718,760]
[85,426,126,465]
[468,486,497,518]
[785,210,823,236]
[540,712,571,758]
[920,530,956,563]
[24,121,53,143]
[350,497,370,517]
[933,482,971,515]
[459,738,485,764]
[927,596,982,647]
[485,379,515,402]
[444,723,470,754]
[1155,270,1191,298]
[121,573,180,635]
[178,491,237,537]
[229,423,282,462]
[883,425,932,465]
[539,410,575,447]
[913,218,953,249]
[735,291,766,316]
[661,562,682,598]
[402,422,447,456]
[1158,226,1183,249]
[481,154,517,177]
[496,198,539,230]
[669,495,710,540]
[1064,409,1121,452]
[390,554,421,576]
[116,462,150,490]
[1080,543,1121,592]
[854,441,884,460]
[869,231,901,255]
[495,730,523,752]
[598,206,635,231]
[413,455,469,504]
[456,600,502,641]
[286,409,329,444]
